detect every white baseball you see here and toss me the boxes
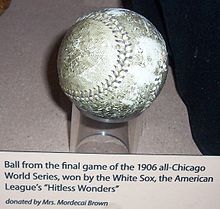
[58,8,168,122]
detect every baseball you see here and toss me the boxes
[57,8,168,122]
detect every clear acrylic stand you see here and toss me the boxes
[70,104,131,154]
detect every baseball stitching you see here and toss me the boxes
[63,11,133,102]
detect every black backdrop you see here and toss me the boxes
[123,0,220,155]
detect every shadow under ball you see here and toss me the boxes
[57,8,168,123]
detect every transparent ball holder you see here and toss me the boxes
[70,104,139,154]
